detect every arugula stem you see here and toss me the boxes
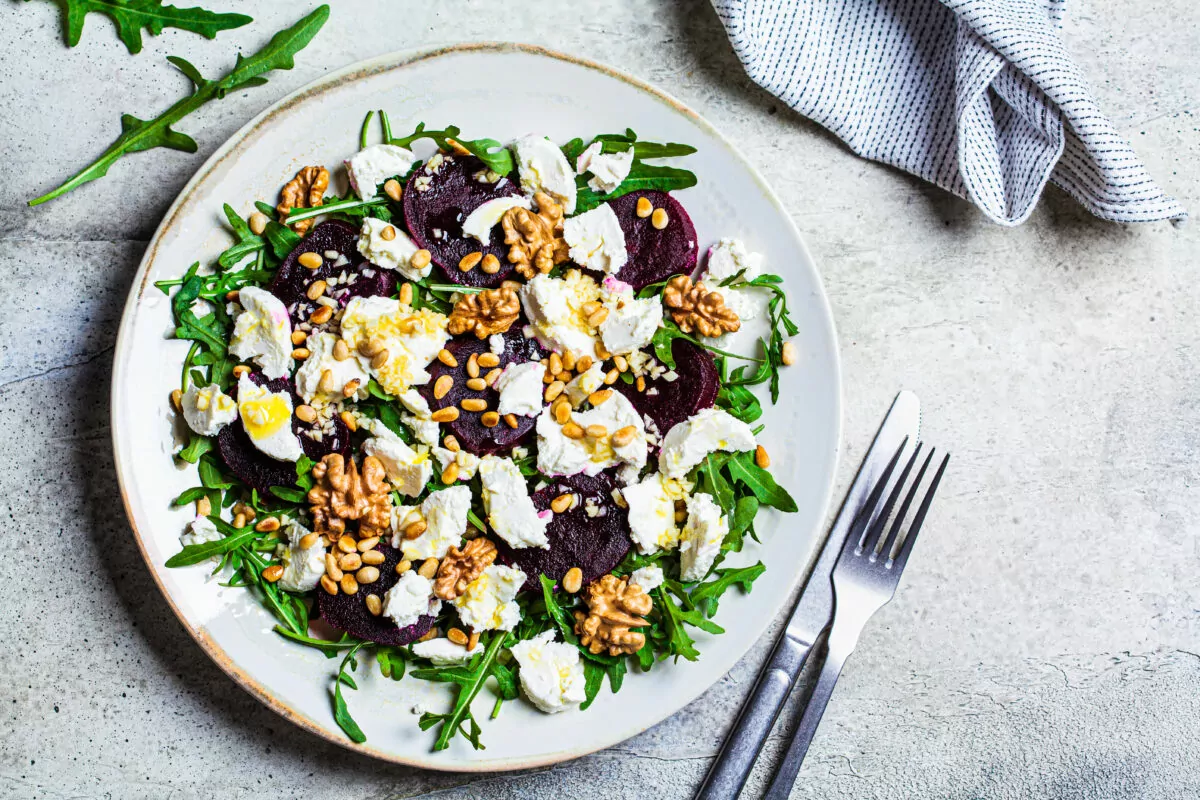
[359,110,375,150]
[181,341,200,391]
[434,633,507,751]
[285,196,383,225]
[379,110,393,142]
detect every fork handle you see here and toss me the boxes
[693,634,815,800]
[762,623,857,800]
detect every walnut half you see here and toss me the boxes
[501,191,570,279]
[663,275,741,338]
[447,286,520,339]
[308,454,392,540]
[277,166,330,234]
[573,574,653,656]
[434,537,497,600]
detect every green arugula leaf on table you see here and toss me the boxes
[32,0,251,54]
[29,5,329,206]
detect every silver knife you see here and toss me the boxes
[693,390,921,800]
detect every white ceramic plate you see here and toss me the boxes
[112,43,841,771]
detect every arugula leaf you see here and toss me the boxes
[376,646,406,681]
[726,451,798,512]
[29,5,329,206]
[575,162,697,214]
[726,494,760,553]
[269,486,307,504]
[412,632,509,751]
[272,627,359,658]
[581,660,605,710]
[650,320,760,370]
[33,0,252,54]
[690,562,765,618]
[253,201,302,257]
[177,432,213,464]
[386,120,514,175]
[332,642,367,743]
[718,273,799,403]
[165,525,255,567]
[216,204,265,269]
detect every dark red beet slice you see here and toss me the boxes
[420,327,546,455]
[216,373,349,492]
[608,190,698,290]
[496,472,631,588]
[315,544,436,646]
[615,339,718,438]
[402,154,522,287]
[266,220,397,326]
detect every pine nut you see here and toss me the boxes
[613,355,629,372]
[543,370,556,384]
[588,389,612,406]
[466,354,480,378]
[504,413,519,429]
[442,462,459,484]
[461,398,488,412]
[549,353,563,375]
[361,549,385,565]
[466,377,487,391]
[359,338,384,357]
[553,398,571,424]
[399,282,414,305]
[332,339,351,361]
[612,425,638,448]
[340,410,358,432]
[309,305,333,324]
[357,536,379,552]
[318,369,336,394]
[419,627,439,642]
[651,207,669,229]
[410,249,431,269]
[604,368,620,385]
[563,567,584,593]
[437,348,458,367]
[404,520,428,540]
[447,627,469,646]
[339,552,362,571]
[325,553,343,580]
[418,558,439,579]
[459,252,483,271]
[232,365,250,378]
[365,594,383,616]
[342,379,361,398]
[636,376,646,392]
[299,532,319,549]
[225,288,240,301]
[755,444,771,468]
[370,349,389,370]
[467,630,480,650]
[356,566,380,584]
[551,493,574,513]
[396,559,412,575]
[675,510,688,523]
[477,352,500,369]
[480,254,501,274]
[233,512,247,528]
[430,406,459,422]
[262,564,284,583]
[581,301,602,317]
[444,435,461,452]
[298,252,323,270]
[306,280,327,300]
[170,388,182,412]
[383,179,403,202]
[485,368,502,386]
[635,197,653,218]
[196,496,211,517]
[481,411,500,428]
[337,535,357,554]
[781,341,798,366]
[576,355,594,372]
[427,375,451,401]
[291,331,308,346]
[587,307,609,327]
[321,575,339,595]
[562,421,585,439]
[544,380,565,402]
[340,574,359,595]
[585,424,608,439]
[380,225,397,241]
[255,516,280,533]
[594,341,611,360]
[249,211,269,234]
[562,351,577,371]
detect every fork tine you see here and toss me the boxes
[891,452,950,572]
[881,448,935,561]
[843,436,909,557]
[859,442,923,557]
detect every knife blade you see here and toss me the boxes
[694,390,921,800]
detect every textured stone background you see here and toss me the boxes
[2,1,1198,798]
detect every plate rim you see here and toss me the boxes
[111,41,843,772]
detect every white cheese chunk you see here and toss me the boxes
[277,519,326,592]
[679,492,729,581]
[431,446,480,480]
[339,296,449,396]
[293,332,371,407]
[358,217,429,282]
[391,485,472,561]
[514,135,577,214]
[229,286,293,379]
[563,204,628,274]
[704,238,768,322]
[360,419,432,497]
[411,637,484,665]
[397,389,441,447]
[180,516,223,549]
[479,455,550,549]
[347,143,417,201]
[658,408,757,479]
[599,278,662,355]
[628,565,665,593]
[495,361,547,417]
[536,391,647,478]
[383,571,442,628]
[488,333,505,355]
[236,374,303,462]
[461,196,531,244]
[622,471,689,553]
[575,141,634,193]
[510,630,587,714]
[180,383,237,436]
[519,271,601,356]
[453,564,526,632]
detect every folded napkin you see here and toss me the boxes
[711,0,1186,225]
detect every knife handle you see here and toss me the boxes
[694,634,814,800]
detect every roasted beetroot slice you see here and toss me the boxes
[420,327,546,455]
[216,374,349,492]
[616,339,718,437]
[608,190,698,290]
[497,472,631,588]
[315,544,436,646]
[403,154,522,287]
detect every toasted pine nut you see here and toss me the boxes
[298,252,323,270]
[361,549,385,565]
[594,341,612,360]
[170,388,182,412]
[477,352,500,369]
[459,252,483,271]
[635,197,653,218]
[357,536,380,552]
[321,575,339,595]
[636,376,646,392]
[430,406,459,423]
[332,339,351,361]
[410,249,431,269]
[306,280,327,300]
[399,282,414,305]
[466,377,487,391]
[613,355,629,372]
[249,211,269,234]
[359,338,384,357]
[544,380,565,402]
[563,567,584,593]
[581,301,602,317]
[551,493,574,513]
[480,254,501,274]
[418,558,439,579]
[587,307,609,327]
[576,355,593,372]
[370,349,389,370]
[442,462,460,484]
[504,413,519,429]
[233,512,247,528]
[437,348,458,367]
[485,368,502,386]
[604,368,620,385]
[255,516,280,533]
[309,305,333,324]
[291,330,308,346]
[481,411,500,428]
[467,630,480,650]
[365,594,383,616]
[553,398,571,424]
[419,627,439,642]
[196,496,212,517]
[357,566,380,585]
[380,225,397,241]
[585,424,608,439]
[562,421,585,439]
[781,341,798,366]
[396,559,412,575]
[542,370,556,384]
[651,207,669,229]
[318,369,336,395]
[232,365,251,378]
[549,353,563,375]
[340,410,358,432]
[325,554,343,580]
[588,389,613,406]
[612,425,638,448]
[444,435,461,452]
[404,520,428,540]
[383,179,403,202]
[430,375,453,400]
[755,444,771,468]
[342,379,361,398]
[299,532,319,549]
[466,354,480,378]
[461,398,488,412]
[447,627,469,646]
[339,552,362,572]
[337,535,357,554]
[562,351,577,371]
[340,574,359,595]
[262,564,284,583]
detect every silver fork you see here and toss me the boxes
[763,441,949,800]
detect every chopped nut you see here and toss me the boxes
[501,191,570,278]
[277,166,329,233]
[448,286,520,339]
[574,574,653,656]
[663,275,741,338]
[434,537,497,600]
[308,454,392,540]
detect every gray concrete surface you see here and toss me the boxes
[2,1,1198,797]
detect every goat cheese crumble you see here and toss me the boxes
[180,383,237,436]
[479,455,550,549]
[358,217,428,282]
[347,143,417,201]
[277,519,326,592]
[453,564,526,632]
[513,134,577,214]
[293,332,370,406]
[391,485,473,561]
[658,408,757,479]
[229,286,293,380]
[383,571,442,629]
[339,296,449,396]
[679,492,729,582]
[236,374,303,462]
[495,361,547,417]
[575,141,633,193]
[510,630,587,713]
[563,204,628,274]
[520,271,601,356]
[535,391,647,478]
[461,196,531,244]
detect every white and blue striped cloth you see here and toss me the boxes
[711,0,1186,225]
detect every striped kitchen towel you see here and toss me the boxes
[711,0,1186,225]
